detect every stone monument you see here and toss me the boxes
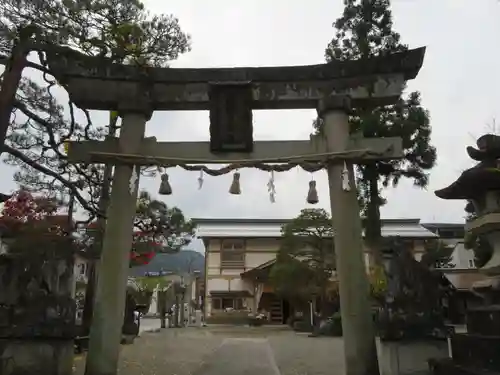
[0,243,75,375]
[44,45,426,375]
[430,134,500,374]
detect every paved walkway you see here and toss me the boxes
[73,326,447,374]
[73,326,345,375]
[195,338,280,375]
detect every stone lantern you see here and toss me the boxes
[430,134,500,375]
[435,134,500,276]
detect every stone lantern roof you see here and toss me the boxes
[435,134,500,200]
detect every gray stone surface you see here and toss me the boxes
[73,328,223,375]
[73,326,440,375]
[138,318,162,334]
[1,339,74,375]
[195,338,280,375]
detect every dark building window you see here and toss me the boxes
[221,239,245,265]
[212,297,244,310]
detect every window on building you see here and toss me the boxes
[222,298,234,309]
[211,297,244,310]
[234,298,244,310]
[468,259,475,268]
[212,298,221,310]
[221,239,244,251]
[221,239,245,263]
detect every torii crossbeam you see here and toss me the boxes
[66,136,403,165]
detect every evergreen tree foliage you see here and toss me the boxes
[270,208,335,313]
[0,0,191,220]
[315,0,436,262]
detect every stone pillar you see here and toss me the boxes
[174,293,180,327]
[180,286,185,327]
[319,97,379,375]
[85,110,149,375]
[253,283,258,315]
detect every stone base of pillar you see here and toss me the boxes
[0,339,73,375]
[376,338,449,375]
[120,335,135,345]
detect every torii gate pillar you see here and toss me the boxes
[320,97,379,375]
[85,109,149,375]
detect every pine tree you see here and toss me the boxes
[270,208,335,315]
[0,0,191,219]
[317,0,437,264]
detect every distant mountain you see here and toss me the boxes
[129,250,205,277]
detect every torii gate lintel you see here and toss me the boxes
[65,136,403,166]
[46,44,426,375]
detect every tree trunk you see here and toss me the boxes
[365,163,384,268]
[319,282,329,318]
[0,41,29,155]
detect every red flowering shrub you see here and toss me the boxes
[0,190,72,257]
[129,231,161,267]
[83,224,161,267]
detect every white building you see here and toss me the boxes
[421,223,476,270]
[195,218,437,324]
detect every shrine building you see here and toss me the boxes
[194,217,437,324]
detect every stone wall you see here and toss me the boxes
[0,340,73,375]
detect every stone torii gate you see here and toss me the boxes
[46,46,425,375]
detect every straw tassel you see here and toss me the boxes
[229,171,241,195]
[129,166,139,195]
[307,179,319,204]
[267,171,276,203]
[341,161,351,192]
[158,173,172,195]
[198,170,204,190]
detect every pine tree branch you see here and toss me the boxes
[0,55,52,75]
[13,99,63,151]
[3,144,102,217]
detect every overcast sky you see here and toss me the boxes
[2,0,500,226]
